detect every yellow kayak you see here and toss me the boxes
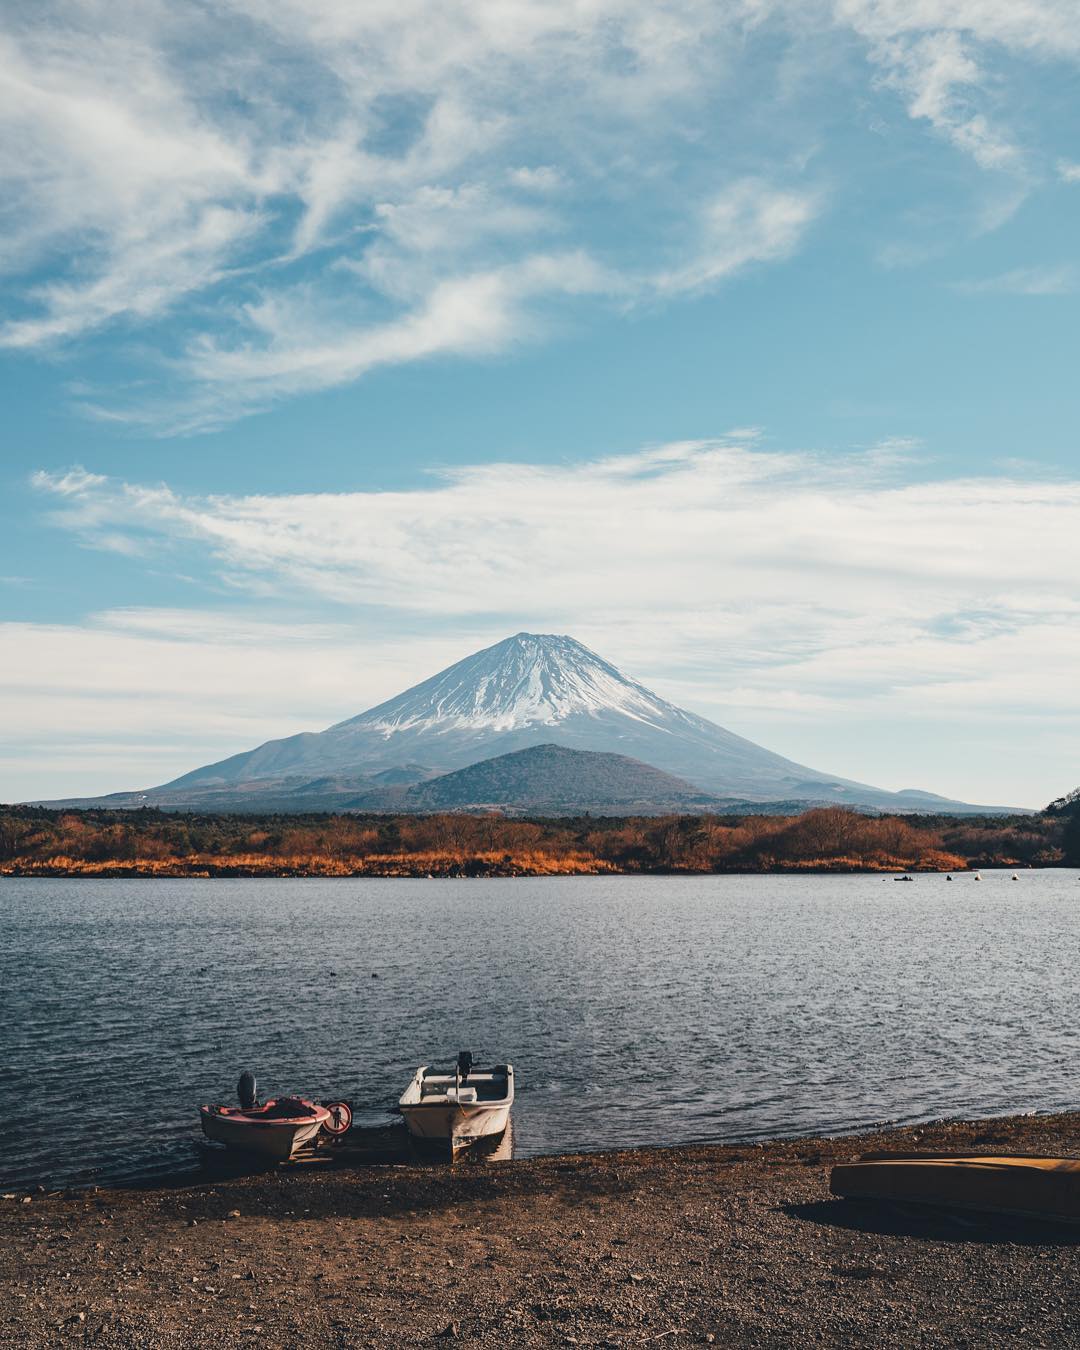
[830,1152,1080,1224]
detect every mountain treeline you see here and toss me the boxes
[1,801,1074,876]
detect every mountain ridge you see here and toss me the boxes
[30,632,1023,815]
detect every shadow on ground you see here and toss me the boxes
[103,1119,646,1220]
[786,1197,1080,1246]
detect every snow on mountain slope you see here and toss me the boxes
[119,632,998,812]
[340,632,695,734]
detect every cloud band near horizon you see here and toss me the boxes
[8,437,1079,806]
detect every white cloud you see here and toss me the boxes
[29,442,1080,735]
[654,180,820,294]
[836,0,1080,178]
[508,166,565,192]
[833,0,1080,59]
[1,206,261,349]
[0,1,749,362]
[158,180,821,425]
[31,466,106,496]
[34,441,1080,612]
[0,23,272,344]
[862,29,1020,171]
[952,264,1076,295]
[157,251,615,429]
[4,1,1080,425]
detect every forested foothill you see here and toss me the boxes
[2,797,1077,877]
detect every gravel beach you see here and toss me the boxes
[3,1113,1080,1348]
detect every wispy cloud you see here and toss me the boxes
[951,264,1077,295]
[2,2,1079,428]
[0,23,271,344]
[507,166,565,193]
[868,30,1021,172]
[654,180,820,295]
[29,440,1080,734]
[176,251,617,423]
[838,0,1080,196]
[81,184,818,431]
[0,4,763,370]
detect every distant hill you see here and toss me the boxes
[383,744,726,815]
[43,774,383,815]
[370,764,439,786]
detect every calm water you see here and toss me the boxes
[1,872,1078,1189]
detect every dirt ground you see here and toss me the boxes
[4,1113,1080,1348]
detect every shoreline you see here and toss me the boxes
[2,860,1052,879]
[4,1111,1080,1347]
[5,804,1064,878]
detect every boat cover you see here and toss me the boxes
[261,1097,319,1119]
[830,1153,1080,1223]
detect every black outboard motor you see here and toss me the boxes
[457,1051,473,1081]
[237,1071,258,1110]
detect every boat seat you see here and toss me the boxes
[446,1087,477,1104]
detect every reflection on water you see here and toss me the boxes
[403,1118,514,1165]
[1,872,1078,1188]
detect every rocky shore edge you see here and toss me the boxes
[3,1112,1080,1347]
[1,855,979,878]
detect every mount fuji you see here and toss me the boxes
[41,632,1008,814]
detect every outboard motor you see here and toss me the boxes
[237,1071,258,1110]
[457,1051,473,1081]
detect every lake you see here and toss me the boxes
[1,871,1077,1189]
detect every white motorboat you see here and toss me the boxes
[399,1053,513,1153]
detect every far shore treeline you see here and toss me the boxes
[2,797,1078,877]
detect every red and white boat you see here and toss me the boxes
[200,1073,340,1161]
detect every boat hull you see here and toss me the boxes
[831,1153,1080,1224]
[200,1104,329,1161]
[401,1101,511,1150]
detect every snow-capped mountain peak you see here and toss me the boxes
[45,629,1006,814]
[343,633,678,734]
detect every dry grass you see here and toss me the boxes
[0,803,1060,877]
[0,848,617,878]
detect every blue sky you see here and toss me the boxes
[2,0,1079,807]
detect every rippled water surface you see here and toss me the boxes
[2,872,1078,1187]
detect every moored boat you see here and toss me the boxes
[399,1053,513,1153]
[200,1072,333,1161]
[831,1152,1080,1224]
